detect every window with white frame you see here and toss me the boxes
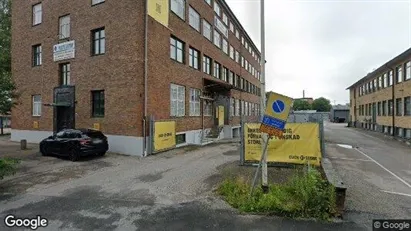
[202,19,212,41]
[229,21,234,32]
[235,29,240,39]
[92,0,105,5]
[59,15,70,39]
[245,59,248,71]
[189,47,200,70]
[171,0,186,20]
[230,98,234,117]
[204,0,211,6]
[235,99,240,116]
[189,7,200,32]
[204,101,212,116]
[214,62,221,78]
[222,67,228,81]
[213,30,221,48]
[170,84,185,117]
[222,39,228,54]
[383,73,388,88]
[248,46,252,54]
[235,50,239,63]
[406,61,411,80]
[389,70,393,86]
[214,1,221,16]
[397,65,403,83]
[203,55,211,74]
[222,13,228,25]
[229,45,234,59]
[33,3,42,25]
[170,36,184,63]
[241,36,244,45]
[190,88,201,116]
[241,56,244,67]
[229,71,234,85]
[245,41,248,49]
[32,95,42,116]
[245,101,248,116]
[378,76,382,88]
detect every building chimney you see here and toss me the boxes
[303,90,305,98]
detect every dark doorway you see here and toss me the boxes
[53,86,75,134]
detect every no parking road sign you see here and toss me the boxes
[260,92,293,137]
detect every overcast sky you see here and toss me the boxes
[225,0,411,105]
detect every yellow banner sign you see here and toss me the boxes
[148,0,169,27]
[245,123,321,166]
[154,121,176,152]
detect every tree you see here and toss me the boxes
[312,97,332,112]
[292,99,312,111]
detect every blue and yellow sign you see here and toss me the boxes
[260,92,293,136]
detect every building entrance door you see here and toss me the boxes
[53,86,76,133]
[217,106,224,126]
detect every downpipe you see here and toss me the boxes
[143,0,149,157]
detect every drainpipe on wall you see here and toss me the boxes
[143,0,149,156]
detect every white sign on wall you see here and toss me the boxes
[53,40,75,62]
[214,16,228,38]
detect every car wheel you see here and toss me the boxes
[40,144,48,156]
[68,147,80,162]
[98,152,106,157]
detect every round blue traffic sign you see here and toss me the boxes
[272,100,285,114]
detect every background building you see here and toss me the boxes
[347,47,411,138]
[11,0,262,155]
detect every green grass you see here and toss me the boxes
[0,158,20,180]
[217,166,336,220]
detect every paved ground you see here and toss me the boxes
[0,135,364,231]
[324,122,411,231]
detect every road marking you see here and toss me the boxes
[328,156,372,162]
[355,148,411,189]
[381,190,411,198]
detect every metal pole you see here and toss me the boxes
[251,134,270,195]
[260,0,268,193]
[143,0,149,156]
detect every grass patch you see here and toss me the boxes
[0,158,20,180]
[217,166,336,220]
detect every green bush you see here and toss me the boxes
[0,158,20,180]
[217,166,336,220]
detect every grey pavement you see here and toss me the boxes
[0,136,363,230]
[324,122,411,231]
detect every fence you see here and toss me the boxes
[240,112,325,166]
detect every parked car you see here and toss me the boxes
[40,128,109,161]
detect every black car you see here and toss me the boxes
[40,128,109,161]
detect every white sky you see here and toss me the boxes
[225,0,411,105]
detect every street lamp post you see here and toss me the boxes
[260,0,268,192]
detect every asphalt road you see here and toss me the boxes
[0,136,363,231]
[324,122,411,230]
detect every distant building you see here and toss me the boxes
[330,105,349,123]
[294,97,314,104]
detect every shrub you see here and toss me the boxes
[0,158,20,180]
[217,166,336,220]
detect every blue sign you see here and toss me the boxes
[262,115,286,130]
[272,100,285,114]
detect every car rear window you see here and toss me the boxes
[85,131,105,139]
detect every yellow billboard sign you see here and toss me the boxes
[93,123,100,130]
[148,0,169,27]
[245,123,321,166]
[33,121,39,129]
[260,92,293,136]
[154,121,176,152]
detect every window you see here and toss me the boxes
[189,7,200,31]
[235,99,240,116]
[389,71,393,86]
[397,66,403,83]
[203,20,212,41]
[245,60,248,71]
[235,29,240,39]
[204,0,211,6]
[382,101,387,116]
[229,45,234,59]
[222,13,228,25]
[222,67,228,81]
[388,100,393,116]
[235,50,240,63]
[213,62,221,78]
[170,37,184,63]
[213,30,221,48]
[240,78,244,90]
[60,63,70,85]
[248,46,252,54]
[241,36,244,45]
[229,71,234,84]
[92,28,105,55]
[230,98,234,117]
[32,3,42,25]
[373,79,377,91]
[406,61,411,80]
[378,76,382,88]
[32,44,42,66]
[203,55,211,74]
[245,42,248,50]
[383,73,388,88]
[222,39,228,54]
[92,0,105,5]
[32,95,42,116]
[204,102,212,116]
[189,47,200,70]
[369,104,372,116]
[59,15,70,40]
[214,1,221,16]
[176,134,186,145]
[241,56,244,67]
[170,84,185,117]
[377,102,381,116]
[236,75,240,88]
[171,0,186,20]
[91,90,105,117]
[245,101,248,116]
[229,21,234,32]
[189,89,201,116]
[396,98,402,116]
[405,97,411,116]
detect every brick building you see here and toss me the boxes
[347,47,411,138]
[11,0,262,155]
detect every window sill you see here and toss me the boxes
[91,53,106,57]
[32,23,41,27]
[170,58,184,65]
[170,11,185,22]
[92,116,105,118]
[32,115,41,117]
[92,2,105,7]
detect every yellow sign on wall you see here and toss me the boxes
[93,123,100,130]
[33,121,39,129]
[148,0,169,27]
[245,123,321,166]
[154,121,176,152]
